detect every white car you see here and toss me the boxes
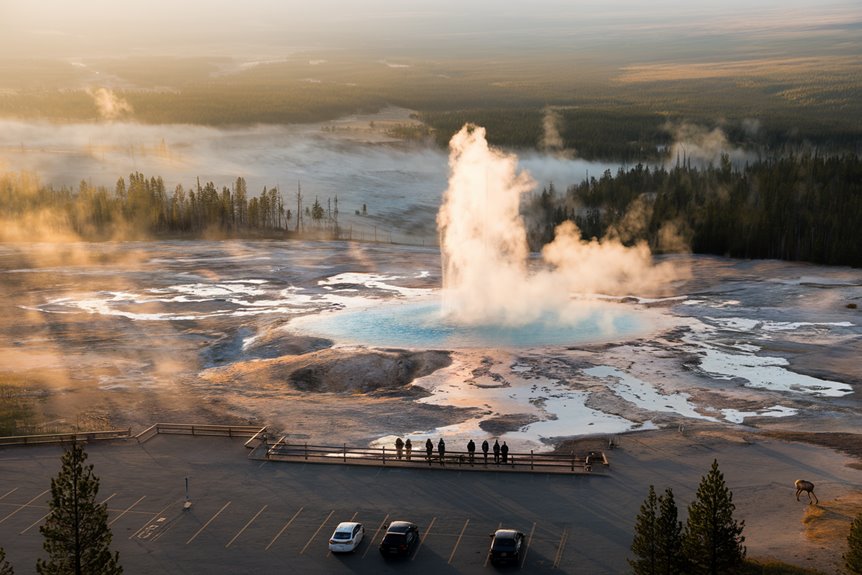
[329,521,365,553]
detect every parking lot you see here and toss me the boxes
[0,434,630,574]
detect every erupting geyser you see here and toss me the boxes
[294,125,687,348]
[437,125,685,327]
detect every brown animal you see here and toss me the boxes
[795,479,819,504]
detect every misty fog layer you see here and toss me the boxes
[0,114,619,243]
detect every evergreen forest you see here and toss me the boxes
[526,153,862,267]
[2,150,861,267]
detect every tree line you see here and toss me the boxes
[526,153,862,267]
[0,172,345,239]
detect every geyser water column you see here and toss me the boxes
[290,124,686,349]
[437,125,540,324]
[436,124,686,327]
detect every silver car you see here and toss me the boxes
[329,521,364,553]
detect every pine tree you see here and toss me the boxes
[655,488,684,575]
[682,459,745,575]
[846,512,862,574]
[0,547,13,575]
[37,442,122,575]
[630,485,659,574]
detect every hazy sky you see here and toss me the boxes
[2,0,860,59]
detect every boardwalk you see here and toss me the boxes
[258,436,608,475]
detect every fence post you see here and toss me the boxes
[192,425,196,436]
[530,450,534,471]
[229,427,232,438]
[382,446,386,465]
[571,451,575,472]
[343,443,347,463]
[304,442,308,460]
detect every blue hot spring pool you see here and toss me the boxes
[291,299,658,349]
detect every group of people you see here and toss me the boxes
[393,436,510,465]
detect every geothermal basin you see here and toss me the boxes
[291,297,666,349]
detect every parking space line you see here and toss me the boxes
[110,495,146,527]
[0,488,18,501]
[553,527,569,568]
[130,500,178,540]
[225,504,267,548]
[19,511,49,535]
[484,522,502,567]
[299,509,334,555]
[186,501,231,545]
[361,513,389,558]
[411,516,436,561]
[326,511,358,557]
[0,489,48,525]
[447,518,470,564]
[265,506,303,551]
[20,492,115,535]
[520,522,536,568]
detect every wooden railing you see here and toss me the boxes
[135,423,266,444]
[262,439,607,474]
[0,429,131,447]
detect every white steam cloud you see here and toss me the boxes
[437,125,687,326]
[540,107,564,152]
[87,87,134,121]
[665,122,752,168]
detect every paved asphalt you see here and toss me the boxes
[3,431,852,574]
[0,435,619,574]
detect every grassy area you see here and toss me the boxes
[0,378,42,435]
[741,558,830,575]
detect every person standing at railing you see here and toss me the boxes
[501,441,509,464]
[395,437,404,459]
[438,438,446,465]
[425,438,433,461]
[493,439,500,464]
[405,438,412,460]
[482,439,489,465]
[467,439,475,464]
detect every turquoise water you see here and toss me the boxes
[297,300,651,349]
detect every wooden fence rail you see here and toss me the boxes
[135,423,265,444]
[0,429,131,447]
[262,439,607,474]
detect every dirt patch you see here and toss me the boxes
[479,413,540,436]
[202,348,452,396]
[762,431,862,469]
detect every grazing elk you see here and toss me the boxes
[795,479,819,504]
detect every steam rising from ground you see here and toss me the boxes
[437,125,687,326]
[664,121,754,168]
[87,88,134,121]
[540,107,564,152]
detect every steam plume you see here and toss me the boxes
[665,122,751,168]
[437,125,687,326]
[87,87,134,121]
[540,107,564,152]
